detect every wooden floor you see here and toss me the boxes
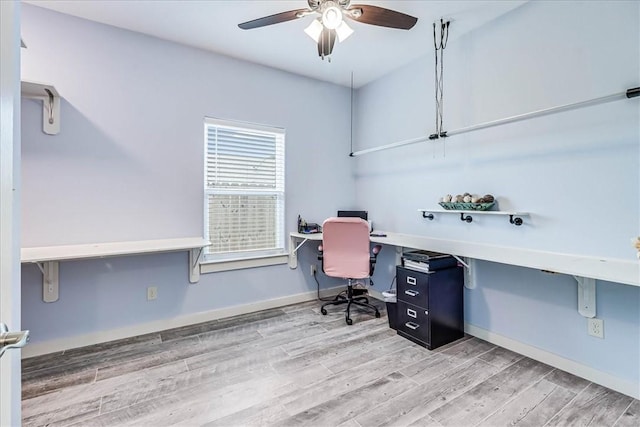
[22,299,639,427]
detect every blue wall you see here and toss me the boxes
[20,0,640,395]
[353,1,639,391]
[20,5,355,343]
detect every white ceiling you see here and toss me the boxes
[24,0,526,88]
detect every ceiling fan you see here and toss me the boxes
[238,0,418,59]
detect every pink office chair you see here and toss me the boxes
[318,217,382,325]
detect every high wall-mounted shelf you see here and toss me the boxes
[419,209,529,226]
[21,237,211,302]
[21,80,61,135]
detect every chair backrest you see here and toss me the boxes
[321,217,371,279]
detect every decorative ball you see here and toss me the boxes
[483,194,495,203]
[443,194,452,202]
[454,194,464,203]
[463,195,472,203]
[471,196,480,203]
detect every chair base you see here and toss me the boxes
[320,283,380,325]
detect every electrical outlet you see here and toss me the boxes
[147,286,158,301]
[588,318,604,338]
[310,264,317,276]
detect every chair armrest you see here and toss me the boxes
[369,244,382,276]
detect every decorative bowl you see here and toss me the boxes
[439,201,495,211]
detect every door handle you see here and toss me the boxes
[0,323,30,359]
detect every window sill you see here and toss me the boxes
[200,254,289,274]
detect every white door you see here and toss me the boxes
[0,1,23,425]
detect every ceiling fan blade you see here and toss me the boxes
[317,28,336,57]
[238,9,309,30]
[346,5,418,30]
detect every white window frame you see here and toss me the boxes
[202,117,287,271]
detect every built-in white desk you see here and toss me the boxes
[22,237,210,302]
[290,231,639,317]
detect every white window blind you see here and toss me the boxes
[204,118,285,262]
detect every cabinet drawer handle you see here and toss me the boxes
[404,290,419,297]
[406,276,417,286]
[407,308,417,318]
[405,322,420,330]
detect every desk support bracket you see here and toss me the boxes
[294,239,309,254]
[35,261,59,303]
[189,248,203,283]
[452,255,469,269]
[289,236,313,269]
[454,257,476,289]
[574,276,596,318]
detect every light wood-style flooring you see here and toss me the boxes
[22,299,639,426]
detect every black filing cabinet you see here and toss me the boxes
[396,265,464,350]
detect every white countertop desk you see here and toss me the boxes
[290,231,639,317]
[22,237,211,302]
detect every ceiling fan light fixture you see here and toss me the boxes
[322,5,343,30]
[335,21,353,42]
[304,18,324,42]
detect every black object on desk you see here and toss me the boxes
[395,265,464,350]
[337,210,368,220]
[297,215,321,233]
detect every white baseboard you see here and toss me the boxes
[465,323,640,399]
[22,285,345,359]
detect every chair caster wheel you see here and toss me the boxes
[321,308,327,315]
[375,311,381,318]
[346,318,353,325]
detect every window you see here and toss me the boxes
[203,118,285,263]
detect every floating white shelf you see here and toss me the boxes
[21,237,211,302]
[419,209,529,226]
[21,80,60,135]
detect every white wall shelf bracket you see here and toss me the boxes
[35,261,59,303]
[451,255,477,289]
[289,234,318,269]
[462,258,477,289]
[189,247,203,283]
[574,276,596,318]
[21,81,61,135]
[451,255,470,269]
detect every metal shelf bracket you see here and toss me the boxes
[21,81,61,135]
[419,209,528,226]
[460,213,473,223]
[189,247,203,283]
[509,215,524,226]
[36,261,59,302]
[574,275,596,318]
